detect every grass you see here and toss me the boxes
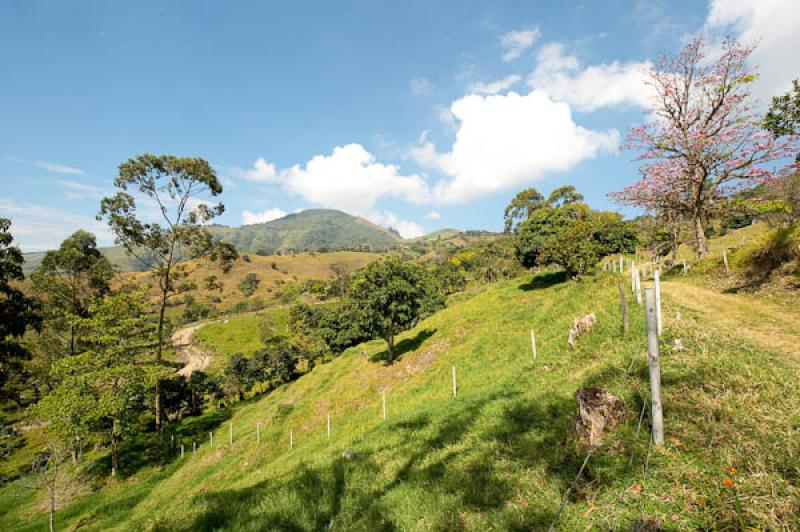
[193,308,289,372]
[2,269,799,530]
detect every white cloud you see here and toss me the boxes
[56,179,104,200]
[468,75,522,95]
[281,143,430,216]
[705,0,800,100]
[424,211,441,220]
[241,207,288,225]
[35,160,84,175]
[501,26,541,62]
[528,43,654,111]
[232,157,278,182]
[369,210,424,239]
[410,77,432,97]
[0,199,113,252]
[413,90,619,203]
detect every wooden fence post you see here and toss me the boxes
[327,414,331,438]
[209,431,213,447]
[723,249,730,275]
[530,329,537,360]
[290,429,293,449]
[452,366,457,399]
[645,288,665,446]
[180,444,184,458]
[654,269,663,337]
[618,280,628,334]
[229,421,233,446]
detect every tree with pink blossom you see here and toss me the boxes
[615,37,798,257]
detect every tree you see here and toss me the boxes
[22,440,70,532]
[515,202,636,278]
[764,78,800,139]
[0,219,41,401]
[547,185,584,208]
[251,335,300,385]
[621,37,797,256]
[31,230,113,357]
[348,258,443,363]
[35,289,162,477]
[98,154,225,431]
[224,354,253,400]
[238,273,260,296]
[503,188,546,233]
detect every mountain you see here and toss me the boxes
[22,209,402,273]
[211,209,402,255]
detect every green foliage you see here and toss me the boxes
[223,354,253,400]
[251,335,300,385]
[0,219,41,399]
[503,188,545,233]
[764,78,800,138]
[288,302,369,356]
[237,272,260,296]
[515,202,636,278]
[33,289,164,476]
[547,185,584,207]
[348,258,443,362]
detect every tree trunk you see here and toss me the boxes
[110,434,119,477]
[385,336,395,363]
[155,383,162,435]
[49,492,55,532]
[693,209,708,257]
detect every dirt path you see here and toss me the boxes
[663,281,800,359]
[172,322,213,377]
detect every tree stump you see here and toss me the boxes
[574,387,625,448]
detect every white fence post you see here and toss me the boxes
[635,268,642,305]
[257,422,261,444]
[382,391,387,420]
[452,366,457,399]
[327,414,331,438]
[645,288,665,446]
[229,421,233,446]
[654,269,663,337]
[209,431,213,447]
[180,444,184,458]
[530,329,537,360]
[723,249,730,275]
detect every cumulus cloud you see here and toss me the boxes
[410,77,432,96]
[370,210,424,238]
[424,211,441,220]
[232,157,278,182]
[468,75,522,95]
[528,43,654,111]
[705,0,800,100]
[282,143,430,215]
[412,90,620,203]
[241,207,288,225]
[501,26,541,62]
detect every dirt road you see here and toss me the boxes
[172,322,213,377]
[663,281,800,359]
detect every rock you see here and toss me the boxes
[342,449,355,460]
[574,387,625,448]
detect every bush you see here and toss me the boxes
[238,273,260,296]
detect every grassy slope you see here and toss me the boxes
[2,271,799,530]
[192,308,289,373]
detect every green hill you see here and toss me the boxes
[3,269,798,530]
[22,209,401,274]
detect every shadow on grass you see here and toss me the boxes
[518,271,567,291]
[370,328,437,364]
[166,390,586,531]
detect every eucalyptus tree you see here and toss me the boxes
[98,154,231,430]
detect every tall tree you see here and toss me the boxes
[503,188,545,233]
[348,258,443,363]
[547,185,584,208]
[0,219,40,402]
[31,230,113,357]
[98,154,227,430]
[764,78,800,139]
[622,37,797,256]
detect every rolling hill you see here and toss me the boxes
[3,266,799,529]
[22,209,402,274]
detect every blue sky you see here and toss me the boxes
[1,0,798,250]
